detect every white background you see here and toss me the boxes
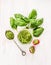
[0,0,51,65]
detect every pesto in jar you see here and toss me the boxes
[18,30,32,44]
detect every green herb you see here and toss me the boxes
[36,18,43,26]
[15,18,27,26]
[33,27,44,37]
[30,18,43,28]
[14,14,30,23]
[10,9,44,38]
[30,19,37,28]
[22,17,30,23]
[14,14,24,19]
[28,9,37,19]
[10,17,17,29]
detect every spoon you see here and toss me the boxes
[5,30,26,56]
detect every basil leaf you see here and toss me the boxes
[33,27,44,37]
[15,18,27,26]
[22,17,30,23]
[30,19,37,28]
[28,9,37,19]
[14,14,30,23]
[10,17,17,29]
[36,18,43,26]
[30,18,43,28]
[14,14,24,18]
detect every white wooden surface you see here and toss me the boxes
[0,0,51,65]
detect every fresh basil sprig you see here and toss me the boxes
[10,9,44,37]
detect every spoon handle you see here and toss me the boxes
[13,40,26,56]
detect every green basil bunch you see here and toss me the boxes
[28,9,44,37]
[10,9,44,37]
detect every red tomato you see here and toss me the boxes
[32,39,40,45]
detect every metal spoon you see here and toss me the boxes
[13,40,26,56]
[5,30,26,56]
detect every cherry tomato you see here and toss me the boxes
[29,46,35,54]
[33,39,40,45]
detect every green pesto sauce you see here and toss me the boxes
[18,30,32,44]
[5,30,14,40]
